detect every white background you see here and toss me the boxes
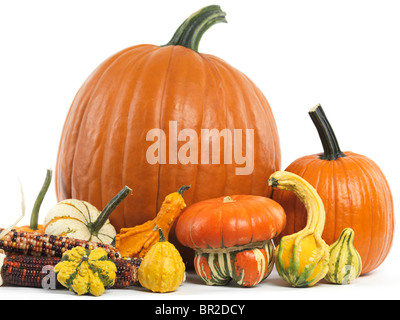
[0,0,399,300]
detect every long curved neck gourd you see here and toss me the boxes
[309,104,346,161]
[269,171,329,287]
[163,5,227,52]
[269,172,325,238]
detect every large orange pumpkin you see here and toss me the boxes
[271,105,394,275]
[55,6,281,261]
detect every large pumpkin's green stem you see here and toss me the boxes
[30,168,52,230]
[89,186,132,235]
[163,5,227,52]
[309,104,346,161]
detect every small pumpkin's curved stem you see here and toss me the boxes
[90,186,132,235]
[309,104,346,161]
[163,5,227,52]
[30,169,52,230]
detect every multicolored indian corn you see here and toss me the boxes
[1,254,141,289]
[0,229,121,260]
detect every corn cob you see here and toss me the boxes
[0,229,121,260]
[0,253,141,289]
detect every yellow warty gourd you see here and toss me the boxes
[138,228,185,293]
[268,171,329,288]
[54,246,117,296]
[325,227,362,284]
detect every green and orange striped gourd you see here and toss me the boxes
[325,228,362,285]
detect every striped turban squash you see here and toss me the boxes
[175,194,286,287]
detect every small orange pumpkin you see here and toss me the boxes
[175,195,286,287]
[271,105,394,274]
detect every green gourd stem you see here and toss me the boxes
[30,168,52,230]
[309,104,346,161]
[158,228,166,242]
[90,186,132,235]
[177,185,191,195]
[163,5,227,52]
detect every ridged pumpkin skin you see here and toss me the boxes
[176,195,286,250]
[55,6,281,262]
[325,228,362,285]
[271,105,394,275]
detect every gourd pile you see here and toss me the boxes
[0,5,394,296]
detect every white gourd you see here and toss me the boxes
[44,186,132,245]
[44,200,116,244]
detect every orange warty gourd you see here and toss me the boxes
[271,105,394,275]
[116,185,189,258]
[55,5,281,261]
